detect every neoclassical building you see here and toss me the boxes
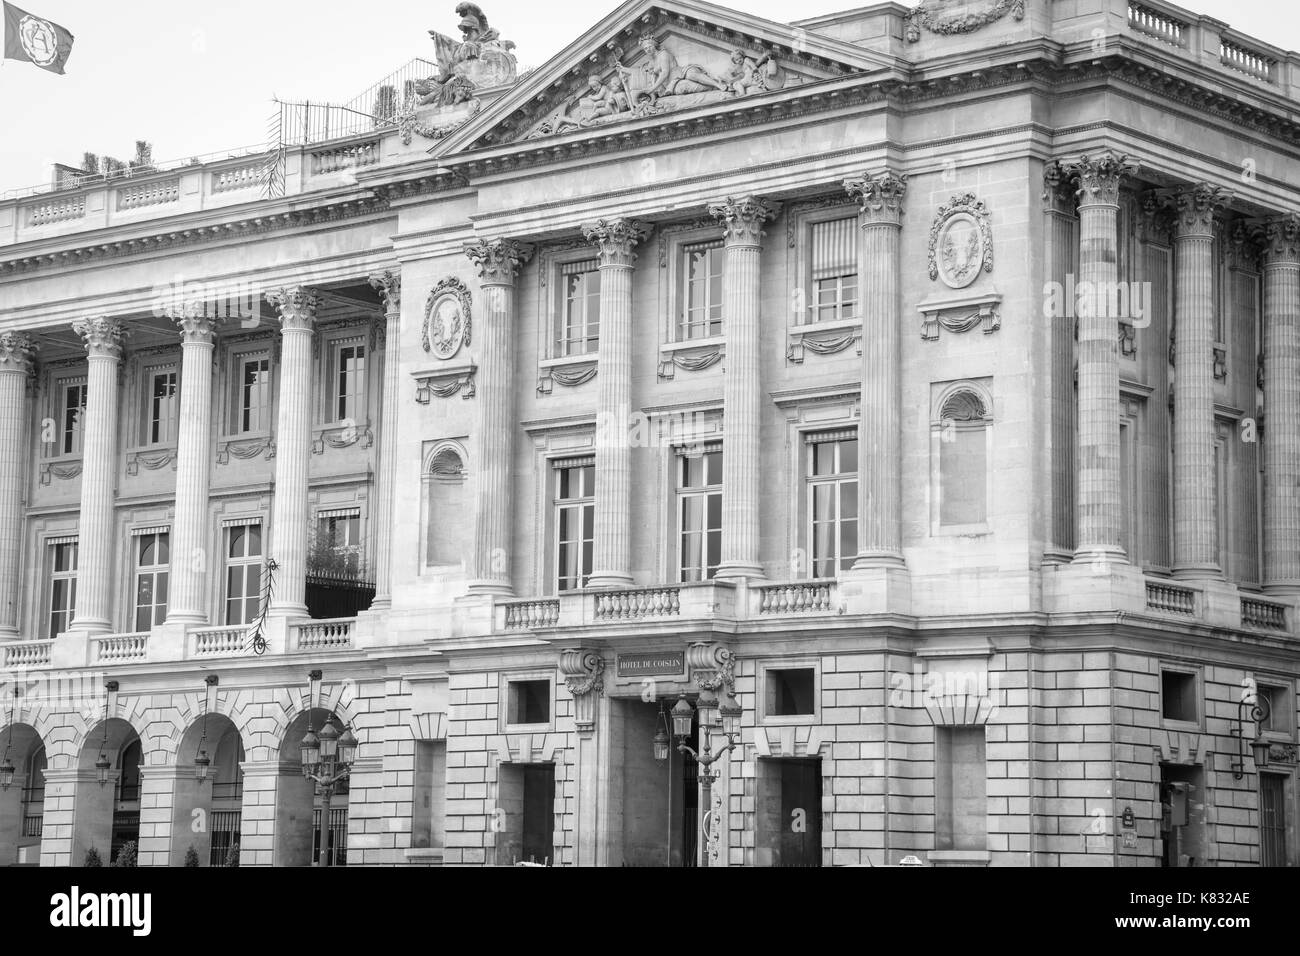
[0,0,1298,867]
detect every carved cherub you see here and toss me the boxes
[572,74,630,122]
[721,48,785,96]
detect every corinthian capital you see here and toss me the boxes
[707,196,779,246]
[266,286,318,331]
[581,218,650,267]
[464,238,534,286]
[1172,183,1231,239]
[368,270,402,314]
[72,317,127,359]
[169,300,223,344]
[0,331,37,375]
[1066,152,1139,207]
[1259,212,1300,266]
[844,171,908,225]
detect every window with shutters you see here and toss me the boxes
[680,241,725,340]
[809,216,858,323]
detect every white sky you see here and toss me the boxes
[0,0,1296,192]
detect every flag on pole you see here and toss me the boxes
[3,2,74,74]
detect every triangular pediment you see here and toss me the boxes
[430,0,891,156]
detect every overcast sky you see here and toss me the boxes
[0,0,1296,192]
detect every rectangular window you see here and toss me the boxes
[332,342,366,423]
[316,511,362,577]
[677,447,722,582]
[58,381,87,456]
[1260,774,1287,867]
[1258,683,1289,735]
[507,679,551,726]
[237,356,271,433]
[681,241,724,340]
[554,461,594,592]
[810,217,858,323]
[224,522,263,625]
[935,726,987,852]
[1161,670,1198,723]
[133,530,169,630]
[146,369,179,446]
[768,668,816,717]
[806,432,858,577]
[48,540,78,638]
[559,260,601,356]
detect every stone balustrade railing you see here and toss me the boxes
[1220,36,1277,82]
[1127,0,1188,47]
[594,586,682,621]
[310,140,380,175]
[91,632,149,663]
[2,640,53,668]
[26,194,86,227]
[757,580,838,614]
[1241,597,1288,632]
[191,624,250,658]
[211,163,264,194]
[117,178,180,211]
[294,618,354,650]
[502,599,560,630]
[1145,581,1197,615]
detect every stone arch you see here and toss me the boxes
[422,439,470,569]
[0,720,48,866]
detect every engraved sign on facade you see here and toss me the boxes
[617,650,686,677]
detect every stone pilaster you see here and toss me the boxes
[166,306,221,624]
[0,333,36,638]
[1043,162,1079,562]
[1261,213,1300,593]
[266,287,318,618]
[368,270,401,609]
[464,238,533,596]
[1066,153,1136,565]
[583,218,648,589]
[709,196,778,583]
[70,317,126,634]
[1171,184,1229,580]
[844,171,907,568]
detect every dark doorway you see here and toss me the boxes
[1159,764,1205,867]
[496,763,555,865]
[1259,773,1286,867]
[756,757,822,866]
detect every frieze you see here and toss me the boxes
[928,193,992,289]
[905,0,1026,42]
[39,460,82,485]
[537,361,598,394]
[658,344,723,379]
[918,290,1002,340]
[217,435,275,465]
[414,365,477,402]
[787,326,860,363]
[126,449,177,476]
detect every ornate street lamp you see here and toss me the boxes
[298,671,357,867]
[652,702,671,763]
[194,675,219,783]
[0,687,18,790]
[670,690,743,869]
[96,681,119,788]
[1232,691,1273,780]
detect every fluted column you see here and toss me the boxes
[368,270,401,609]
[710,196,778,583]
[266,287,318,618]
[465,238,533,596]
[0,333,36,638]
[1067,153,1136,565]
[844,171,907,568]
[165,306,220,624]
[1171,184,1229,580]
[70,318,126,634]
[1261,213,1300,593]
[584,218,648,589]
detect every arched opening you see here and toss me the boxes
[0,724,46,866]
[173,714,244,866]
[74,718,141,866]
[275,708,350,867]
[424,445,469,568]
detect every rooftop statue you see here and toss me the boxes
[414,3,517,108]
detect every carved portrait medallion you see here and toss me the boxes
[929,194,993,289]
[423,277,473,359]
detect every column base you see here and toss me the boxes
[1070,546,1130,568]
[1263,582,1300,598]
[1171,563,1222,582]
[838,565,911,616]
[586,572,634,590]
[715,562,764,584]
[163,611,207,626]
[851,551,906,572]
[1042,558,1146,614]
[268,603,309,620]
[368,596,392,611]
[466,580,514,598]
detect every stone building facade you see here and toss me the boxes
[0,0,1298,867]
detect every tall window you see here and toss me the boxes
[237,355,271,433]
[134,530,169,630]
[807,432,858,577]
[936,389,991,529]
[559,260,601,356]
[224,522,263,625]
[332,342,366,422]
[58,380,87,456]
[810,217,858,322]
[677,446,722,582]
[554,460,594,592]
[317,511,362,576]
[681,241,724,340]
[48,539,78,637]
[1214,423,1231,578]
[1119,409,1138,564]
[146,369,180,445]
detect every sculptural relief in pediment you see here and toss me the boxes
[520,31,818,141]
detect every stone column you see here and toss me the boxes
[70,318,126,634]
[0,333,36,638]
[583,218,648,589]
[1171,184,1229,580]
[1261,213,1300,593]
[464,239,533,596]
[166,307,220,624]
[844,172,907,568]
[367,270,401,609]
[1067,153,1136,565]
[266,287,317,618]
[710,196,778,583]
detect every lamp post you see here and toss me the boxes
[0,687,17,791]
[194,675,219,783]
[95,681,119,788]
[299,698,358,867]
[670,691,742,868]
[1231,692,1273,780]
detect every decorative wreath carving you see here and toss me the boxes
[906,0,1025,41]
[423,277,473,359]
[928,193,993,289]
